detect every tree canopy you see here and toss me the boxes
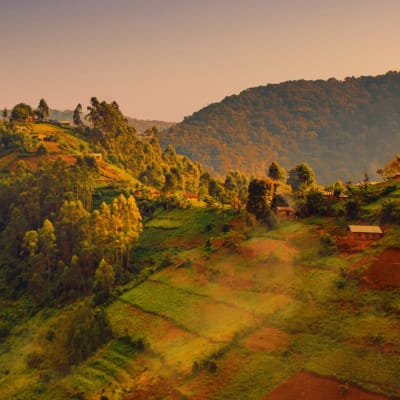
[161,71,400,183]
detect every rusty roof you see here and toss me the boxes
[348,225,383,234]
[276,206,296,212]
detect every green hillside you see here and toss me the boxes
[1,98,400,399]
[1,191,400,399]
[161,71,400,183]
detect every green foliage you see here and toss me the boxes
[288,162,316,192]
[246,178,275,221]
[297,186,329,217]
[380,200,400,224]
[162,72,400,183]
[93,258,115,304]
[64,302,112,366]
[11,103,33,122]
[268,161,286,182]
[73,103,83,126]
[345,199,360,220]
[319,233,337,256]
[35,98,50,122]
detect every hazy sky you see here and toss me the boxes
[1,0,399,121]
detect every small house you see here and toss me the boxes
[322,191,334,199]
[183,193,199,200]
[348,225,383,241]
[89,153,103,162]
[276,206,297,220]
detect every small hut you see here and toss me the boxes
[275,206,297,221]
[348,225,383,241]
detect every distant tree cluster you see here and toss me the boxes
[163,71,400,183]
[8,99,49,123]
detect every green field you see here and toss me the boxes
[0,205,399,399]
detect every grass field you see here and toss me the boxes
[0,206,399,399]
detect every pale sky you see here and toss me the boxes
[1,0,399,121]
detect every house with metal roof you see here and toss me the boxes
[348,225,383,241]
[276,206,297,220]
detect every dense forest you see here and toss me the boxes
[161,71,400,183]
[0,98,252,309]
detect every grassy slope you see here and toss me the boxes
[0,122,139,187]
[1,200,400,398]
[0,203,400,399]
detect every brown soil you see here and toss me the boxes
[337,237,378,253]
[238,239,297,263]
[349,254,376,272]
[360,248,400,289]
[265,371,391,400]
[162,236,203,249]
[243,327,289,352]
[182,349,248,400]
[123,374,182,400]
[9,154,77,171]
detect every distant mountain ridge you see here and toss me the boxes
[160,71,400,183]
[49,109,175,134]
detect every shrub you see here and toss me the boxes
[27,349,44,369]
[319,234,337,256]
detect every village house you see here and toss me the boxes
[182,193,199,201]
[348,225,383,241]
[89,153,103,162]
[275,206,297,220]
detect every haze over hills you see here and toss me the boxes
[160,71,400,183]
[49,109,175,134]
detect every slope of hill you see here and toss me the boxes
[161,71,400,183]
[49,109,175,133]
[1,190,400,399]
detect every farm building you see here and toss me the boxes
[275,206,297,220]
[89,153,103,161]
[348,225,383,241]
[183,193,199,200]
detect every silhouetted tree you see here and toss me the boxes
[35,98,49,122]
[73,103,83,126]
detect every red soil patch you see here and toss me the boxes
[337,237,378,253]
[349,254,376,272]
[238,239,297,263]
[42,141,60,152]
[162,236,203,249]
[182,349,248,400]
[265,371,391,400]
[360,248,400,289]
[123,374,182,400]
[244,327,289,352]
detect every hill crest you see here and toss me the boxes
[160,71,400,183]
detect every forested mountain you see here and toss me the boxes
[49,109,175,133]
[161,71,400,183]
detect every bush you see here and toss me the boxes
[0,320,12,339]
[64,303,112,366]
[381,200,400,224]
[222,223,231,232]
[36,144,48,155]
[319,234,337,256]
[27,349,44,369]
